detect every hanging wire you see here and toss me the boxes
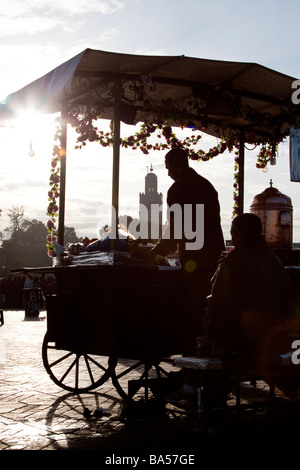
[28,136,35,157]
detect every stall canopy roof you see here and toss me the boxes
[1,48,299,141]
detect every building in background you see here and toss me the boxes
[139,165,163,243]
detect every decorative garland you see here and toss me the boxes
[45,115,281,255]
[46,117,62,257]
[233,148,240,218]
[256,143,278,169]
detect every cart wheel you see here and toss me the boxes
[42,332,110,393]
[108,354,174,400]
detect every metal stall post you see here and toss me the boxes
[238,133,245,215]
[111,83,122,258]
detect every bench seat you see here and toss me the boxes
[173,352,296,417]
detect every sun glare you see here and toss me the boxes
[12,110,56,158]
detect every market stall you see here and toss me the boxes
[1,49,300,396]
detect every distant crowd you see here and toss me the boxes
[0,274,57,310]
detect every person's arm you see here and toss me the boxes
[145,224,177,261]
[145,188,178,261]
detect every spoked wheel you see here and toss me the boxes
[108,354,174,399]
[108,309,181,400]
[42,332,110,393]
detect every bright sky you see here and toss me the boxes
[0,0,300,244]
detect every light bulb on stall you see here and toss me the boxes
[29,138,35,157]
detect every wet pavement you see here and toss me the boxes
[1,309,300,456]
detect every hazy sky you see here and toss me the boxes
[0,0,300,244]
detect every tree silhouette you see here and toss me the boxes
[0,207,81,276]
[5,206,26,234]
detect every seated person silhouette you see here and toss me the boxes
[166,213,293,412]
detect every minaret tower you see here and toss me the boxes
[139,164,163,242]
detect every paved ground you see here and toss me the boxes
[1,309,300,456]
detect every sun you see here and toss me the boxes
[3,110,57,165]
[13,110,55,154]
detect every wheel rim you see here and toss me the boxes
[42,332,110,392]
[108,355,173,399]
